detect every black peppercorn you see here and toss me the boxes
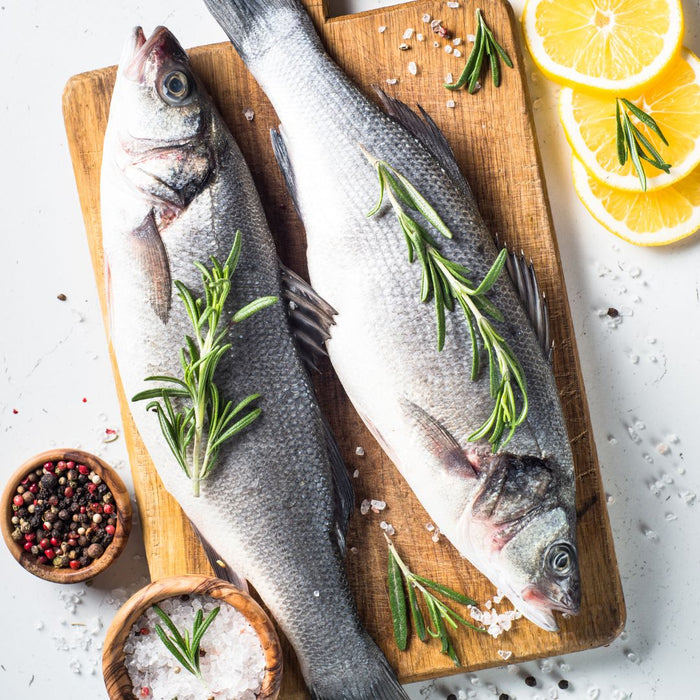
[525,676,537,687]
[558,679,569,690]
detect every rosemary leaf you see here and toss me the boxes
[132,232,277,496]
[388,546,409,650]
[412,574,478,606]
[407,583,427,642]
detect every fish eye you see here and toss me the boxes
[545,542,576,577]
[160,70,191,105]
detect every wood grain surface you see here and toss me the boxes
[63,0,625,696]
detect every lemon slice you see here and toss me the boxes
[522,0,684,93]
[560,50,700,191]
[572,157,700,245]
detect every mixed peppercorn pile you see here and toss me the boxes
[9,460,117,570]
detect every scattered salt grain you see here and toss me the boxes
[453,37,462,45]
[667,433,680,444]
[124,595,265,700]
[422,13,432,23]
[497,649,513,660]
[399,42,410,51]
[493,592,504,604]
[355,445,365,456]
[380,521,396,536]
[446,99,456,108]
[656,442,670,455]
[69,659,81,675]
[444,44,453,53]
[445,72,454,83]
[643,527,658,541]
[360,499,371,515]
[243,108,255,121]
[378,25,387,33]
[403,28,415,39]
[425,523,435,532]
[484,600,493,610]
[587,688,600,699]
[417,33,425,41]
[350,546,358,554]
[454,49,462,57]
[386,78,399,85]
[447,1,460,7]
[370,499,386,512]
[665,512,677,521]
[467,33,476,42]
[431,532,440,542]
[408,61,418,75]
[433,41,440,48]
[353,469,360,479]
[313,590,320,597]
[681,491,697,505]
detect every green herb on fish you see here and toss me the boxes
[385,535,484,665]
[132,232,278,496]
[152,603,220,679]
[445,9,513,93]
[615,98,671,191]
[364,151,528,451]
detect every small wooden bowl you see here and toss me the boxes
[102,574,283,699]
[1,448,132,583]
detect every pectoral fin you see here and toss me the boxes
[131,210,172,323]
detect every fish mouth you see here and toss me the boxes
[122,26,188,83]
[518,584,580,632]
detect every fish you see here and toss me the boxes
[201,0,581,631]
[100,25,409,699]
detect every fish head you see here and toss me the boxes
[495,505,580,631]
[464,450,580,632]
[108,26,217,212]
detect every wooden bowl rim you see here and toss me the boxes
[0,448,133,583]
[102,574,283,700]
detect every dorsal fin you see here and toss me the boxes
[280,264,337,369]
[502,246,553,362]
[321,416,354,555]
[190,521,249,592]
[373,88,469,192]
[270,126,302,217]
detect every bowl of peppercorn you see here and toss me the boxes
[1,448,132,583]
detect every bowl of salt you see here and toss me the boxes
[103,574,282,700]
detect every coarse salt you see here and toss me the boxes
[425,523,435,532]
[370,499,387,512]
[444,44,453,53]
[433,41,440,48]
[454,49,462,57]
[446,99,456,108]
[497,650,513,660]
[467,33,476,42]
[416,33,425,41]
[124,595,265,700]
[445,72,454,83]
[378,25,387,33]
[353,469,360,478]
[386,78,398,85]
[447,1,460,7]
[243,108,255,121]
[360,499,371,515]
[399,42,410,51]
[408,61,418,75]
[453,37,462,45]
[403,28,415,39]
[422,13,432,23]
[355,445,365,456]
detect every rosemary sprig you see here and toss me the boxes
[615,98,671,191]
[363,150,528,451]
[385,536,484,665]
[152,604,220,679]
[446,8,513,93]
[132,232,278,496]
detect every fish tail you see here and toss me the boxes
[306,635,409,700]
[202,0,314,60]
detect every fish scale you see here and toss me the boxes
[101,25,408,700]
[204,0,581,632]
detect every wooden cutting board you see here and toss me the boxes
[63,0,625,696]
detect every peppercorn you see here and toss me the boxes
[87,543,104,559]
[40,473,58,490]
[11,528,23,541]
[558,679,569,690]
[524,676,537,687]
[20,521,32,534]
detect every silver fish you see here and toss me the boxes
[203,0,581,631]
[101,26,408,699]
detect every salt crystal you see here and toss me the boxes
[353,469,359,478]
[467,33,476,42]
[606,494,615,504]
[453,37,462,45]
[457,691,467,700]
[497,649,513,660]
[403,28,415,39]
[626,650,640,664]
[681,491,697,505]
[386,78,398,85]
[493,593,504,603]
[587,688,600,699]
[454,49,462,57]
[549,689,559,699]
[425,523,435,532]
[350,546,358,553]
[422,13,432,23]
[665,512,677,521]
[629,266,641,278]
[484,600,493,610]
[243,108,255,121]
[446,99,456,108]
[667,433,680,443]
[433,41,440,48]
[643,527,658,540]
[635,420,646,430]
[408,61,418,75]
[656,442,670,455]
[313,590,320,597]
[378,25,387,33]
[447,1,460,7]
[445,72,454,83]
[431,532,440,542]
[444,44,453,53]
[629,354,639,364]
[35,621,44,630]
[360,499,371,515]
[355,445,365,456]
[384,523,396,536]
[370,499,387,512]
[380,521,387,530]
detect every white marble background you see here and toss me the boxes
[1,0,699,698]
